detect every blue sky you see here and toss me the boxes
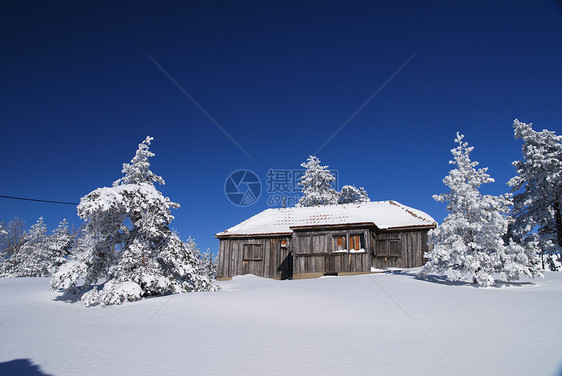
[1,1,561,253]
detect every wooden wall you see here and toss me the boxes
[217,236,292,279]
[373,230,429,269]
[218,227,432,279]
[292,228,372,275]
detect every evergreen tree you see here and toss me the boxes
[297,156,339,207]
[113,136,165,186]
[46,219,75,273]
[185,237,217,281]
[158,235,215,293]
[11,217,49,277]
[420,133,540,286]
[338,185,370,204]
[1,218,74,278]
[508,119,562,268]
[53,196,124,292]
[200,249,218,281]
[51,136,217,305]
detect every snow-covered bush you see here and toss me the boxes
[297,156,339,207]
[82,280,143,307]
[508,119,562,269]
[338,185,370,204]
[51,136,218,306]
[420,133,541,286]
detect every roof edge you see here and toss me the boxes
[216,231,293,239]
[379,223,437,231]
[290,222,378,231]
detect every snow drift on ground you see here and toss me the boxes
[1,271,561,376]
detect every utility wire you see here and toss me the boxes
[0,195,79,206]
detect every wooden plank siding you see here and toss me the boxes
[373,229,429,269]
[218,227,432,279]
[217,237,292,280]
[292,227,372,276]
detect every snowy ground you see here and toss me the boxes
[1,271,561,376]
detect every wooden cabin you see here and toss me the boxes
[216,201,437,280]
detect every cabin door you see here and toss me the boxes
[242,244,263,276]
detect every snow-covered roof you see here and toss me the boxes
[216,201,437,237]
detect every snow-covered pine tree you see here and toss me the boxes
[11,217,50,277]
[51,136,218,305]
[113,135,165,187]
[10,218,75,278]
[52,194,125,292]
[185,237,217,280]
[508,119,562,269]
[297,156,339,207]
[1,217,73,278]
[338,185,370,204]
[46,219,74,274]
[420,133,540,286]
[200,249,218,280]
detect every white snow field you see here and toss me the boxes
[1,271,561,376]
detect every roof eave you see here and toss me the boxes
[379,223,437,231]
[216,231,293,239]
[216,222,437,238]
[290,222,378,231]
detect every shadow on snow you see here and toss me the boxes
[51,288,84,303]
[0,359,53,376]
[52,285,176,306]
[383,269,534,288]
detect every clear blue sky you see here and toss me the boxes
[1,1,561,253]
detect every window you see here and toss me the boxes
[280,239,288,248]
[243,244,263,261]
[376,239,401,257]
[332,234,365,253]
[333,235,346,252]
[349,234,365,251]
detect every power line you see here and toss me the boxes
[0,195,78,206]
